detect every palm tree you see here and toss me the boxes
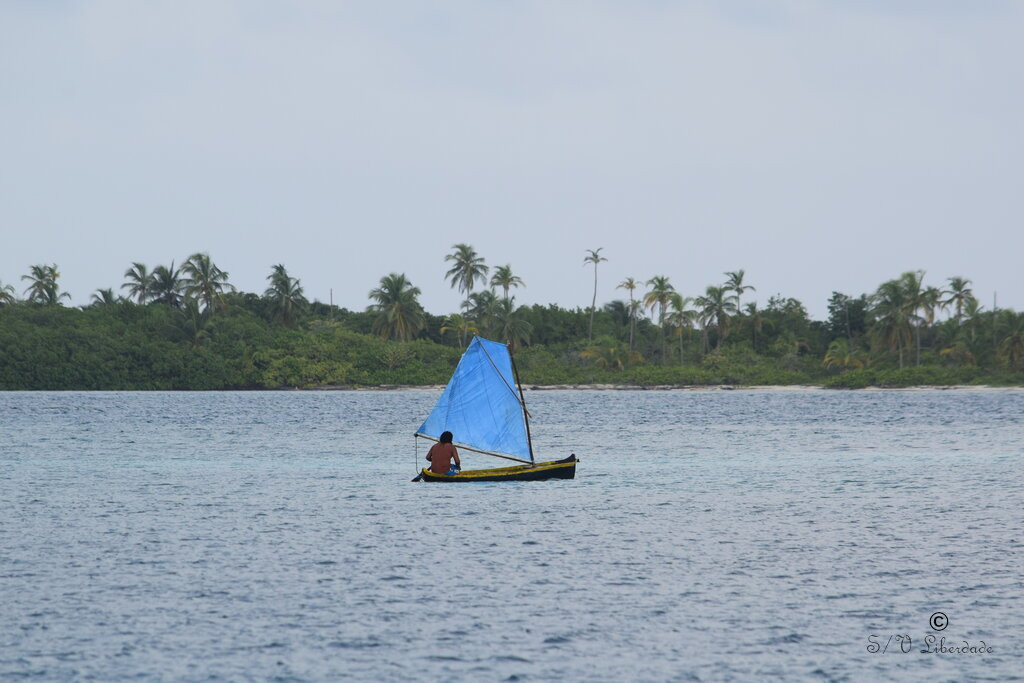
[440,313,478,348]
[581,340,642,370]
[939,340,975,367]
[583,248,607,341]
[922,285,943,322]
[175,299,212,348]
[997,313,1024,370]
[489,264,525,302]
[182,252,233,312]
[603,300,629,326]
[871,278,912,369]
[445,244,489,296]
[643,275,675,360]
[725,270,755,313]
[121,262,154,304]
[744,302,773,353]
[822,338,866,371]
[617,277,639,350]
[918,284,944,362]
[900,270,927,365]
[493,298,532,351]
[694,285,738,351]
[264,264,308,327]
[665,293,696,364]
[943,276,975,325]
[90,288,118,307]
[463,289,500,336]
[0,279,16,306]
[151,262,185,308]
[22,264,70,305]
[368,273,426,342]
[962,297,985,345]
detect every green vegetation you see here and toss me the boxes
[583,248,607,341]
[0,253,1021,390]
[368,273,426,342]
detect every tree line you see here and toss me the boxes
[0,247,1021,389]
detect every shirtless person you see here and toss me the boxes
[426,431,461,475]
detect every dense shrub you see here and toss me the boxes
[0,301,1020,390]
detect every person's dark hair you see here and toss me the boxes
[439,431,453,444]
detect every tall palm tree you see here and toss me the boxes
[665,293,696,364]
[22,264,70,305]
[182,252,233,312]
[0,279,16,305]
[918,284,944,362]
[900,270,927,366]
[725,270,755,313]
[151,262,185,308]
[695,307,713,354]
[943,276,975,325]
[694,285,738,352]
[121,262,154,304]
[445,244,489,296]
[962,297,985,345]
[264,264,308,327]
[617,277,639,350]
[367,273,426,342]
[489,264,525,302]
[871,278,912,369]
[643,275,675,360]
[583,248,607,341]
[922,285,943,321]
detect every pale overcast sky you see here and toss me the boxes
[2,1,1021,320]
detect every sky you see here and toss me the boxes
[2,1,1022,320]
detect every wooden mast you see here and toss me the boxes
[508,346,535,464]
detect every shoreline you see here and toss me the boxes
[304,383,1021,392]
[3,384,1021,393]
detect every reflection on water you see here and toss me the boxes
[1,389,1022,679]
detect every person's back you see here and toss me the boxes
[427,431,461,475]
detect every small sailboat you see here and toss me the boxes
[412,337,577,482]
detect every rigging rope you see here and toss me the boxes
[477,340,531,418]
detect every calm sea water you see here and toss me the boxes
[1,389,1022,681]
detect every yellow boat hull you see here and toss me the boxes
[414,455,577,482]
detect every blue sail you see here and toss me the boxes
[416,337,532,463]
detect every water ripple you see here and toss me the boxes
[1,389,1022,680]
